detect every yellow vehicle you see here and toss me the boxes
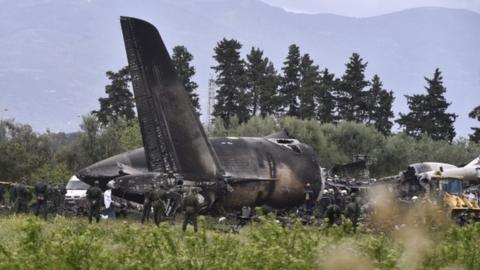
[429,175,480,224]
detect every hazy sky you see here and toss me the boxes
[260,0,480,17]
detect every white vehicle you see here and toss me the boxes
[65,175,90,204]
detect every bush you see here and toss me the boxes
[1,216,480,269]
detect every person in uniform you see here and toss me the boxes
[47,182,57,215]
[325,201,342,227]
[57,184,67,215]
[34,180,49,220]
[86,180,103,223]
[318,189,332,220]
[151,185,167,226]
[303,182,315,216]
[182,188,200,232]
[9,182,18,207]
[15,180,30,214]
[141,183,155,224]
[344,195,361,231]
[0,184,6,206]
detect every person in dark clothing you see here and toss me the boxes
[15,180,30,214]
[141,183,154,224]
[34,181,49,220]
[151,185,167,226]
[303,182,315,216]
[57,185,67,215]
[86,180,103,223]
[10,183,18,206]
[344,196,361,232]
[182,189,200,232]
[318,190,333,218]
[325,203,342,227]
[0,184,5,206]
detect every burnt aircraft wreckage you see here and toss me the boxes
[76,17,322,211]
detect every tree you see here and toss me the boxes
[279,44,302,117]
[337,53,369,122]
[298,53,320,119]
[0,120,53,181]
[92,66,135,126]
[316,69,338,123]
[212,38,249,127]
[245,47,280,117]
[397,68,457,142]
[259,62,281,117]
[365,75,395,136]
[172,45,200,114]
[469,105,480,143]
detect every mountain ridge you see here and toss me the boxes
[0,0,478,137]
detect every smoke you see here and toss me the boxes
[367,184,451,230]
[366,184,451,269]
[393,227,432,269]
[318,241,373,270]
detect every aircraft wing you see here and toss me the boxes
[120,17,223,180]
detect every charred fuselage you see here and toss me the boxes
[77,137,321,210]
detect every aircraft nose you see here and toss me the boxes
[76,157,122,184]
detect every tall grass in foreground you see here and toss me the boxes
[0,215,479,270]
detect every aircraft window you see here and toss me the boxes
[276,139,294,144]
[268,138,302,154]
[289,145,302,153]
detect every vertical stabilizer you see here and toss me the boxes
[466,156,480,167]
[120,17,222,180]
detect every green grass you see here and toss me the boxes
[0,215,479,270]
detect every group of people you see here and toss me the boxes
[306,186,362,230]
[0,179,66,219]
[141,183,201,232]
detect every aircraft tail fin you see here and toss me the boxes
[120,17,222,180]
[466,156,480,167]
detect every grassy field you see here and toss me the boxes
[0,215,479,270]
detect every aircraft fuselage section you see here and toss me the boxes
[77,136,321,210]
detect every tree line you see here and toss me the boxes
[210,39,468,142]
[1,40,479,182]
[91,39,480,143]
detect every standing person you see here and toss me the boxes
[34,180,49,220]
[325,202,342,227]
[47,182,57,215]
[344,195,361,232]
[103,181,115,219]
[57,184,67,215]
[86,180,103,223]
[0,184,5,206]
[141,183,154,224]
[182,188,200,232]
[151,185,167,226]
[318,189,333,221]
[15,180,30,214]
[9,182,18,207]
[303,182,315,216]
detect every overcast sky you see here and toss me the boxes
[260,0,480,17]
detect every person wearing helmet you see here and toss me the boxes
[86,180,103,223]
